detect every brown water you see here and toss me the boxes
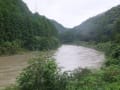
[54,45,105,71]
[0,45,105,89]
[0,52,38,89]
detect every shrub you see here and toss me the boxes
[0,40,22,55]
[102,65,120,83]
[17,57,67,90]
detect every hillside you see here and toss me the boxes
[0,0,59,55]
[50,20,72,42]
[50,20,68,33]
[64,5,120,43]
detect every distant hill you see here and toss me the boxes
[70,5,120,42]
[50,20,68,33]
[50,20,75,43]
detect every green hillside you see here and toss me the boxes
[50,20,72,42]
[50,20,69,33]
[0,0,59,55]
[72,5,120,42]
[60,5,120,43]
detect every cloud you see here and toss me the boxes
[23,0,120,28]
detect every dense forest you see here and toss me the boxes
[50,20,68,34]
[1,0,120,90]
[0,0,59,55]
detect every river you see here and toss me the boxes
[0,45,105,88]
[54,45,105,71]
[0,52,38,89]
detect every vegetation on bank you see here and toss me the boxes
[53,4,120,89]
[0,0,120,90]
[3,42,120,90]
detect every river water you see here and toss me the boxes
[54,45,105,71]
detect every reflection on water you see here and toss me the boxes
[54,45,105,71]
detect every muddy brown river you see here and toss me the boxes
[54,45,105,71]
[0,52,38,89]
[0,45,105,89]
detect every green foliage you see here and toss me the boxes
[4,52,120,90]
[102,65,120,83]
[110,45,120,59]
[60,31,76,43]
[24,36,60,50]
[17,57,68,90]
[0,0,59,55]
[0,40,22,55]
[50,20,68,34]
[105,57,120,66]
[49,4,120,90]
[18,57,57,90]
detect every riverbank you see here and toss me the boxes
[1,43,120,90]
[0,44,105,89]
[0,50,55,89]
[70,41,113,53]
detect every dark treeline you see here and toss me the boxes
[0,0,59,55]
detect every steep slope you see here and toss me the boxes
[50,20,68,33]
[50,20,72,43]
[0,0,59,55]
[72,5,120,42]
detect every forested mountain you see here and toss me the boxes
[61,5,120,43]
[50,20,68,33]
[0,0,59,55]
[50,20,72,43]
[73,5,120,42]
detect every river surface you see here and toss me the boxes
[54,45,105,71]
[0,52,38,89]
[0,45,105,88]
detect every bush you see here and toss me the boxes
[96,42,113,54]
[17,57,67,90]
[102,65,120,83]
[110,45,120,59]
[4,85,20,90]
[0,40,22,55]
[105,57,120,66]
[25,36,60,51]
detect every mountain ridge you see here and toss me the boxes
[60,4,120,43]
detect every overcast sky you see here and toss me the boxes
[23,0,120,28]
